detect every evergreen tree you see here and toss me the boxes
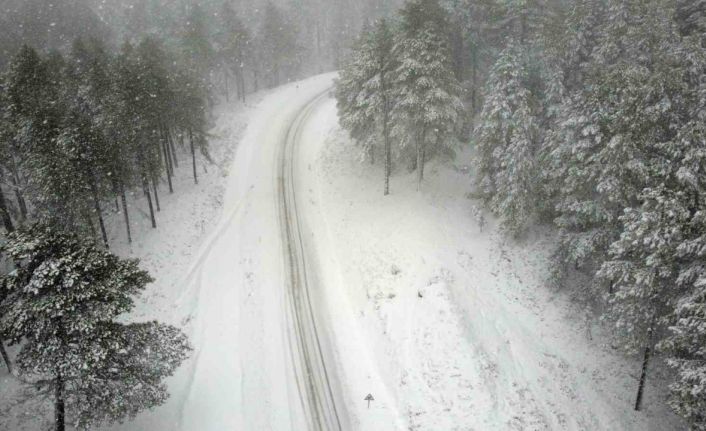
[172,68,210,186]
[258,2,302,87]
[62,38,116,248]
[0,225,190,431]
[181,4,215,90]
[336,19,396,194]
[0,81,18,232]
[6,48,78,230]
[474,43,540,234]
[661,286,706,430]
[110,41,142,241]
[392,0,463,190]
[216,1,251,102]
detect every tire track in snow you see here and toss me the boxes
[277,89,345,431]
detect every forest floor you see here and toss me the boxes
[0,74,686,430]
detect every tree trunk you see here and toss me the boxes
[9,172,27,220]
[416,132,425,191]
[120,185,132,244]
[162,133,174,194]
[383,116,391,196]
[471,46,478,117]
[143,179,157,229]
[83,210,97,241]
[55,372,65,431]
[89,174,109,249]
[369,144,375,165]
[0,338,11,374]
[152,177,161,212]
[0,186,14,233]
[224,66,229,102]
[634,319,655,411]
[253,70,259,92]
[167,128,179,168]
[189,128,198,185]
[239,70,246,102]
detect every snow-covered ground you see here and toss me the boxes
[0,91,253,429]
[0,74,336,430]
[0,74,684,431]
[297,96,685,431]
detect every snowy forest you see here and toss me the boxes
[1,0,706,429]
[0,0,399,429]
[335,0,706,429]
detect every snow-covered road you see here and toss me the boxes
[96,73,401,431]
[277,89,345,430]
[98,74,350,431]
[94,73,680,431]
[173,75,345,430]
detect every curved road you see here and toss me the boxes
[276,90,345,431]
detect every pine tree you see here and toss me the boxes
[6,48,80,230]
[3,45,48,222]
[216,1,251,102]
[547,0,677,275]
[0,225,190,430]
[258,2,302,87]
[474,43,540,234]
[62,38,116,248]
[181,3,215,90]
[335,19,396,194]
[110,41,142,242]
[598,188,689,410]
[172,68,210,185]
[392,0,463,191]
[661,286,706,430]
[0,81,18,232]
[0,284,11,374]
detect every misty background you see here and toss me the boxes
[0,0,403,81]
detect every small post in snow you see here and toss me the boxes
[364,393,374,409]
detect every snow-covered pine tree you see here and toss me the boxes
[598,187,690,410]
[109,41,141,242]
[336,26,377,162]
[656,28,706,425]
[3,46,50,224]
[548,0,677,278]
[216,1,251,102]
[114,37,179,229]
[0,285,10,374]
[257,2,301,88]
[588,1,705,411]
[392,0,463,191]
[0,81,18,232]
[62,38,116,248]
[474,42,540,235]
[335,18,396,194]
[5,48,86,231]
[181,3,215,90]
[0,225,190,431]
[557,0,606,93]
[661,286,706,430]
